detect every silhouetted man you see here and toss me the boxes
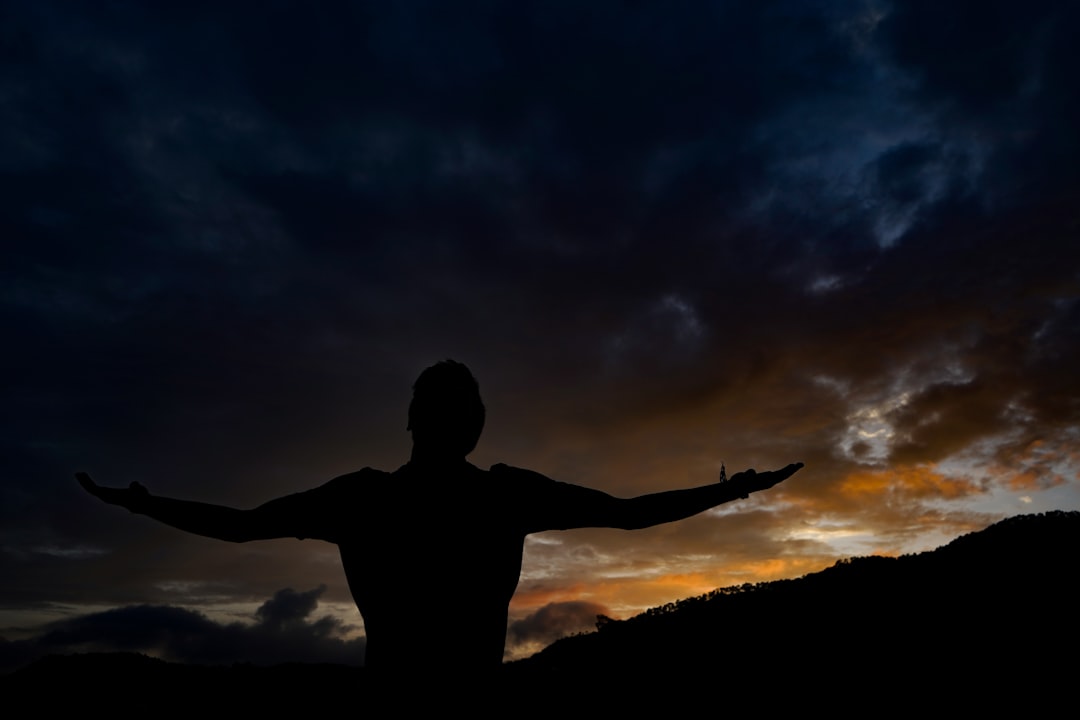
[78,360,802,670]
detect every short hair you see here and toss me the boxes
[407,360,486,456]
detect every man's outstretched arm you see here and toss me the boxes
[76,472,316,543]
[607,463,803,529]
[523,463,804,532]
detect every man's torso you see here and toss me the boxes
[287,461,577,668]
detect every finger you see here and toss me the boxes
[755,465,797,489]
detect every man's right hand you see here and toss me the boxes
[76,472,150,512]
[728,462,803,497]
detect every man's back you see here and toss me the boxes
[295,461,572,669]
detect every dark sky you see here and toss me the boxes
[3,0,1078,668]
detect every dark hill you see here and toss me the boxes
[511,510,1078,689]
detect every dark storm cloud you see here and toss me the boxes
[0,586,364,673]
[877,0,1080,196]
[255,585,327,630]
[879,0,1060,111]
[0,0,872,537]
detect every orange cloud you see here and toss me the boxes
[838,464,979,501]
[512,556,834,618]
[1007,471,1044,491]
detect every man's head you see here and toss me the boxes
[407,360,486,458]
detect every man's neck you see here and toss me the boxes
[409,446,470,469]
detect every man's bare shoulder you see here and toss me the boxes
[488,463,583,492]
[488,462,551,480]
[305,467,391,496]
[330,467,390,482]
[488,463,611,532]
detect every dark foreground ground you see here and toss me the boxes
[2,647,1070,713]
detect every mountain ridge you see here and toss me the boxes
[511,510,1078,683]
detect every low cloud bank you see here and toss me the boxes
[1,586,365,673]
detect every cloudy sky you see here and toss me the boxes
[3,0,1078,669]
